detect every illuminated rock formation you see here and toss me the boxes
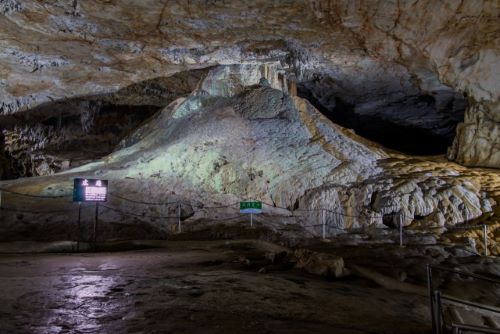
[0,64,496,241]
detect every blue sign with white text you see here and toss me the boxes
[73,178,108,202]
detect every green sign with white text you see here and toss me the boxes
[240,201,262,214]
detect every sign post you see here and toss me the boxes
[73,178,108,250]
[77,202,82,252]
[240,201,262,228]
[178,203,182,233]
[94,202,99,247]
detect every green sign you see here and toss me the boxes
[240,201,262,214]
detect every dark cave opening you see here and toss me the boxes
[0,69,209,180]
[41,103,160,155]
[0,103,160,180]
[297,83,466,156]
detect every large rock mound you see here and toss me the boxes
[0,64,495,241]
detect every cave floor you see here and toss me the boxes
[0,240,432,334]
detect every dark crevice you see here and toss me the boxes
[382,214,396,229]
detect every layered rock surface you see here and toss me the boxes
[0,64,496,241]
[310,0,500,167]
[0,1,498,167]
[0,69,206,179]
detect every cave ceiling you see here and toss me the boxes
[0,0,499,167]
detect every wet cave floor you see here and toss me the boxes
[0,240,433,334]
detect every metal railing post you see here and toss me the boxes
[427,264,437,334]
[484,225,488,256]
[93,202,99,250]
[322,209,326,240]
[77,202,82,252]
[435,290,443,334]
[427,264,500,334]
[399,213,404,247]
[178,203,182,233]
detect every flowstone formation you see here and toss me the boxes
[0,64,496,244]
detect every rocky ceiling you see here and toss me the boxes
[0,0,498,169]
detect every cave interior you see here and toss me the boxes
[0,1,499,333]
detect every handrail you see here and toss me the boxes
[442,295,500,315]
[450,323,500,334]
[430,264,500,285]
[428,264,500,334]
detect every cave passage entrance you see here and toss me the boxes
[0,69,208,180]
[297,82,467,156]
[0,103,160,180]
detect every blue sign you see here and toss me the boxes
[73,178,108,202]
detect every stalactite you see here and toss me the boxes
[79,101,101,134]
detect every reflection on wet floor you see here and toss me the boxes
[0,242,433,334]
[52,274,116,333]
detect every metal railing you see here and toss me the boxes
[0,186,497,255]
[427,264,500,334]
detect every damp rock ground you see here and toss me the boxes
[0,239,498,334]
[0,241,427,334]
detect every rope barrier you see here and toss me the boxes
[211,214,246,222]
[302,222,346,231]
[0,186,376,219]
[459,247,481,256]
[107,192,180,205]
[0,186,385,219]
[106,193,242,210]
[0,206,89,214]
[0,186,497,254]
[0,189,497,232]
[446,224,489,231]
[193,202,241,209]
[302,223,323,228]
[0,187,70,198]
[99,204,178,219]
